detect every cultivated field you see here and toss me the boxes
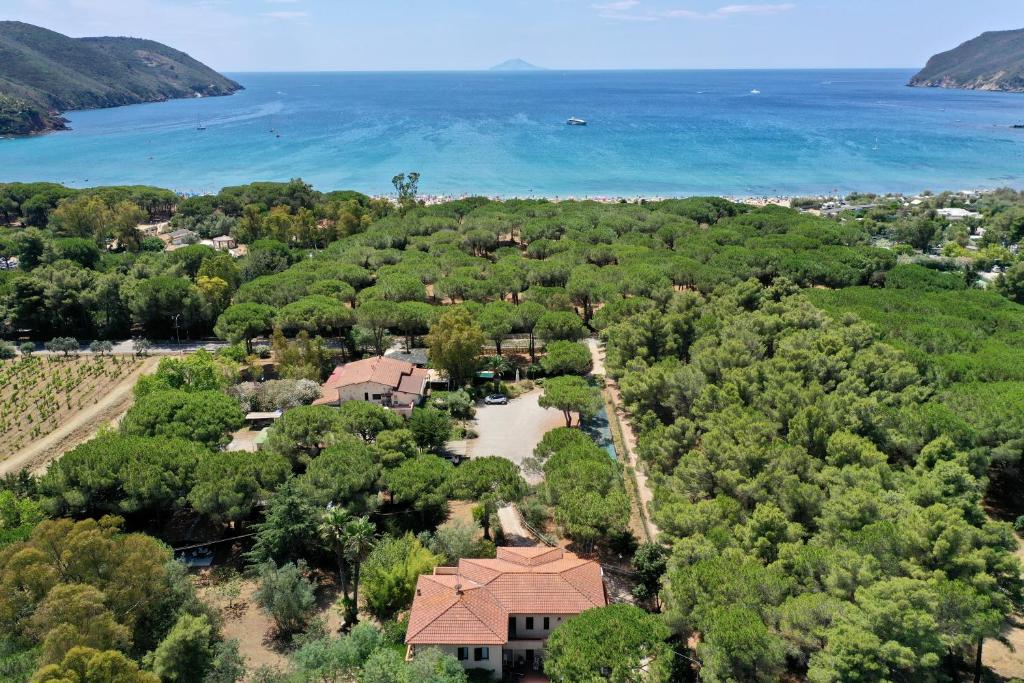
[0,355,146,460]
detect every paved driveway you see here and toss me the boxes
[447,388,565,484]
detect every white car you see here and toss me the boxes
[484,394,508,405]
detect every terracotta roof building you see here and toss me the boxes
[313,356,428,416]
[406,547,606,678]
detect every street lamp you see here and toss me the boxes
[171,313,182,347]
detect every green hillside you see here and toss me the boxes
[0,21,241,135]
[909,28,1024,92]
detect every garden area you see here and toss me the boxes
[0,353,145,459]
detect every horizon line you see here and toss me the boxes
[220,66,920,74]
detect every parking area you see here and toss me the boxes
[447,388,565,484]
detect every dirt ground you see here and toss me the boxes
[198,572,343,675]
[445,499,477,527]
[0,355,159,475]
[982,537,1024,680]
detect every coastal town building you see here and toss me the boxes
[135,221,168,237]
[213,235,237,250]
[313,355,428,416]
[164,228,198,247]
[405,547,607,679]
[937,207,981,221]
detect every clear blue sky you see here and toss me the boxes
[7,0,1024,72]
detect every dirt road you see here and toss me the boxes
[0,356,160,476]
[586,338,661,542]
[498,505,537,546]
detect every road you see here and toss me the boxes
[586,338,661,542]
[24,340,229,357]
[0,356,161,475]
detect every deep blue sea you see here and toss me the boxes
[2,70,1023,197]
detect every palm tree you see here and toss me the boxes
[484,354,512,379]
[343,516,377,624]
[319,508,352,600]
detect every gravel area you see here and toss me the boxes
[447,388,565,484]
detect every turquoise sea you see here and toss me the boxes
[2,69,1023,197]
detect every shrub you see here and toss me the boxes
[133,339,153,356]
[253,561,317,637]
[45,337,79,356]
[229,379,321,411]
[0,342,14,360]
[89,340,114,355]
[409,407,453,455]
[540,340,593,376]
[429,390,475,419]
[520,498,549,531]
[19,342,35,356]
[361,534,440,620]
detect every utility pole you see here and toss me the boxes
[171,313,182,348]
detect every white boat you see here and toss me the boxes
[567,117,587,126]
[750,89,761,95]
[195,115,207,131]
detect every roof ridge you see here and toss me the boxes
[409,580,508,643]
[558,564,605,607]
[460,587,508,641]
[405,591,459,640]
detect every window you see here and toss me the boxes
[371,394,382,400]
[474,647,489,661]
[543,617,550,630]
[457,647,469,661]
[525,617,534,629]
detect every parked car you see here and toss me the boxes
[484,394,508,405]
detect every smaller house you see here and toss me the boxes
[245,410,282,430]
[314,356,429,416]
[384,347,429,367]
[213,235,237,251]
[136,221,168,237]
[166,228,198,246]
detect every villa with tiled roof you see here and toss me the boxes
[405,546,607,679]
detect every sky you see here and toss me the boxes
[6,0,1024,72]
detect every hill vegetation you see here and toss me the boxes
[910,28,1024,93]
[0,21,241,135]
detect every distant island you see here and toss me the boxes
[0,21,241,136]
[490,58,544,72]
[909,28,1024,93]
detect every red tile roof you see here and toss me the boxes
[406,547,606,646]
[397,367,429,395]
[315,356,427,402]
